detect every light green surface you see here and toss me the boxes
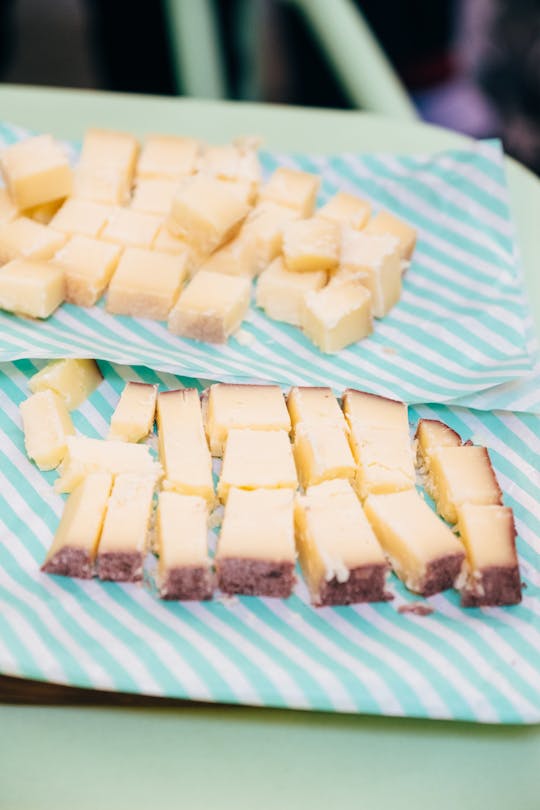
[0,85,539,809]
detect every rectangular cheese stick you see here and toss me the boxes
[287,386,346,433]
[20,390,75,470]
[156,492,213,600]
[42,472,112,578]
[108,382,158,442]
[217,428,297,502]
[415,418,462,473]
[97,473,155,582]
[295,479,389,606]
[157,389,214,505]
[456,504,521,607]
[293,421,355,489]
[364,489,465,596]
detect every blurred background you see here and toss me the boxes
[1,0,539,173]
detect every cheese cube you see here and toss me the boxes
[300,279,373,353]
[0,134,72,209]
[415,418,462,473]
[101,208,161,249]
[205,383,291,456]
[364,210,417,260]
[282,218,340,273]
[167,175,250,254]
[242,203,300,272]
[259,168,320,216]
[42,472,113,578]
[256,257,326,326]
[0,217,66,265]
[80,128,139,177]
[168,270,250,343]
[342,389,409,432]
[293,421,355,489]
[0,259,65,318]
[198,235,257,277]
[49,199,111,237]
[54,235,121,307]
[107,247,188,321]
[287,386,346,433]
[19,390,75,470]
[72,164,131,205]
[217,428,298,502]
[137,135,199,180]
[152,225,190,255]
[25,199,63,225]
[336,230,402,318]
[0,188,18,225]
[108,382,158,443]
[199,143,261,185]
[349,426,416,499]
[295,479,388,606]
[29,358,102,410]
[316,192,371,229]
[130,178,179,216]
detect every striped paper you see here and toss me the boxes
[0,359,539,724]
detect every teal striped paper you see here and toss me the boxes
[0,359,539,724]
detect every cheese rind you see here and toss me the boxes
[168,270,250,343]
[415,419,462,472]
[286,386,346,433]
[0,134,72,209]
[0,217,66,264]
[259,168,320,216]
[217,428,298,502]
[29,358,102,410]
[54,235,121,307]
[364,210,417,260]
[108,382,158,443]
[300,279,373,353]
[0,259,65,318]
[282,218,340,273]
[42,472,113,578]
[293,420,355,489]
[337,229,402,318]
[316,192,371,229]
[256,257,326,326]
[49,199,111,237]
[20,390,75,470]
[137,135,199,180]
[364,489,465,595]
[107,247,188,321]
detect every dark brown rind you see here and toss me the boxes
[97,551,143,582]
[315,563,392,607]
[217,557,295,598]
[161,565,214,601]
[461,565,522,607]
[398,603,434,616]
[419,552,465,597]
[41,547,93,579]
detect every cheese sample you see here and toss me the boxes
[456,504,522,607]
[137,135,199,180]
[293,421,355,489]
[168,270,250,342]
[0,217,66,264]
[73,164,131,206]
[157,388,214,504]
[54,235,121,306]
[107,247,188,320]
[300,279,373,353]
[130,178,179,216]
[337,229,402,318]
[282,218,340,273]
[216,487,296,597]
[426,445,503,524]
[49,199,111,238]
[156,492,213,600]
[108,382,157,442]
[342,389,409,432]
[0,259,65,318]
[96,473,155,582]
[316,192,371,229]
[240,202,299,274]
[364,210,417,260]
[80,128,139,177]
[0,188,18,225]
[259,168,320,216]
[256,257,326,326]
[101,208,161,250]
[55,435,161,493]
[26,199,64,225]
[152,225,190,255]
[205,383,291,456]
[0,134,72,209]
[295,479,389,605]
[415,418,462,472]
[19,390,75,470]
[199,142,261,186]
[287,386,346,433]
[167,175,250,254]
[29,358,102,410]
[199,235,257,278]
[217,428,298,502]
[364,489,465,595]
[42,472,112,578]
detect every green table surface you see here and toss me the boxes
[0,85,539,810]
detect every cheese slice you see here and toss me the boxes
[168,270,250,343]
[287,385,346,433]
[29,358,102,410]
[293,420,355,489]
[108,382,157,443]
[217,428,298,502]
[364,210,417,260]
[316,192,371,229]
[259,168,320,216]
[282,217,340,273]
[336,229,402,318]
[0,217,66,265]
[0,134,72,209]
[20,390,75,470]
[256,257,327,326]
[300,278,373,353]
[415,418,462,472]
[0,259,65,319]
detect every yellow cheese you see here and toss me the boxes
[0,217,66,264]
[342,389,409,432]
[295,479,388,605]
[205,383,291,457]
[364,210,417,260]
[96,473,155,582]
[293,420,355,489]
[300,278,373,353]
[259,167,320,216]
[25,199,63,225]
[316,192,371,229]
[130,178,179,216]
[19,390,75,470]
[55,435,162,493]
[256,257,326,326]
[364,489,465,595]
[108,381,158,442]
[101,208,161,249]
[240,202,300,274]
[49,199,111,237]
[287,385,346,433]
[72,164,131,206]
[337,229,402,318]
[168,269,250,343]
[0,259,65,318]
[157,388,214,505]
[29,358,102,410]
[41,472,113,578]
[0,188,18,225]
[0,134,72,209]
[217,428,298,502]
[107,247,188,321]
[426,445,503,524]
[282,217,340,273]
[198,235,257,278]
[137,135,200,180]
[80,129,139,177]
[415,418,462,472]
[54,235,121,307]
[199,143,261,187]
[152,225,190,255]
